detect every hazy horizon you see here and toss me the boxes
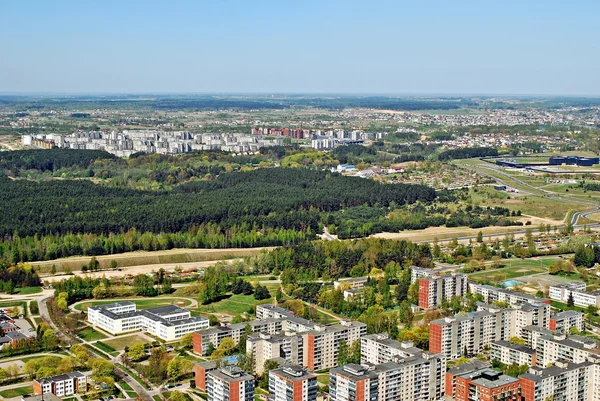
[2,0,599,95]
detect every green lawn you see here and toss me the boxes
[78,326,107,341]
[0,385,33,398]
[30,300,39,315]
[0,301,26,311]
[153,396,162,401]
[118,380,134,392]
[310,308,340,325]
[103,334,151,351]
[63,397,77,401]
[192,294,270,315]
[15,286,42,295]
[95,341,119,356]
[468,264,548,284]
[317,374,329,385]
[75,297,193,312]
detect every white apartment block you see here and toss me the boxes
[87,302,208,341]
[247,332,304,375]
[520,360,595,401]
[207,366,254,401]
[549,282,600,308]
[372,355,446,401]
[303,321,367,371]
[537,333,600,367]
[491,340,537,367]
[429,302,550,359]
[469,283,550,306]
[550,310,585,334]
[329,364,378,401]
[360,333,422,365]
[268,365,317,401]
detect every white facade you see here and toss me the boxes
[88,302,208,341]
[549,282,600,308]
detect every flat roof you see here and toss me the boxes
[552,310,584,319]
[270,365,316,382]
[330,364,378,381]
[492,340,535,355]
[208,366,254,383]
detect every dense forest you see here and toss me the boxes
[438,147,499,161]
[0,148,117,172]
[0,168,436,265]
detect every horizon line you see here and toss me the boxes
[1,91,600,98]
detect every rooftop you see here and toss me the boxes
[209,366,254,383]
[270,365,316,382]
[492,340,536,355]
[35,371,86,385]
[330,364,378,381]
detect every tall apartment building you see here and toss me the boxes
[373,354,446,401]
[520,360,594,401]
[417,272,468,309]
[329,364,378,401]
[255,305,320,332]
[303,321,367,371]
[360,333,422,365]
[429,302,550,358]
[550,310,585,334]
[491,340,537,367]
[469,283,550,306]
[193,315,313,356]
[207,366,254,401]
[194,360,219,391]
[520,325,556,349]
[537,333,600,366]
[33,372,88,397]
[268,365,317,401]
[247,332,304,375]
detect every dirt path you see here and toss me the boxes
[46,258,242,281]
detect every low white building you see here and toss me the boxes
[549,282,600,308]
[87,302,208,341]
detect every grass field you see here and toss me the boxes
[192,294,270,315]
[95,341,119,356]
[103,334,151,351]
[0,385,33,398]
[14,286,42,295]
[30,247,270,274]
[75,297,193,312]
[310,308,340,325]
[78,326,107,341]
[468,264,548,283]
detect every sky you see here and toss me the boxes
[1,0,599,95]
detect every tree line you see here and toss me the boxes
[438,147,499,161]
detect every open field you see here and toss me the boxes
[468,263,549,283]
[78,326,107,341]
[0,385,33,398]
[103,334,152,350]
[14,287,42,295]
[371,225,528,243]
[192,294,270,316]
[74,297,193,312]
[32,247,271,274]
